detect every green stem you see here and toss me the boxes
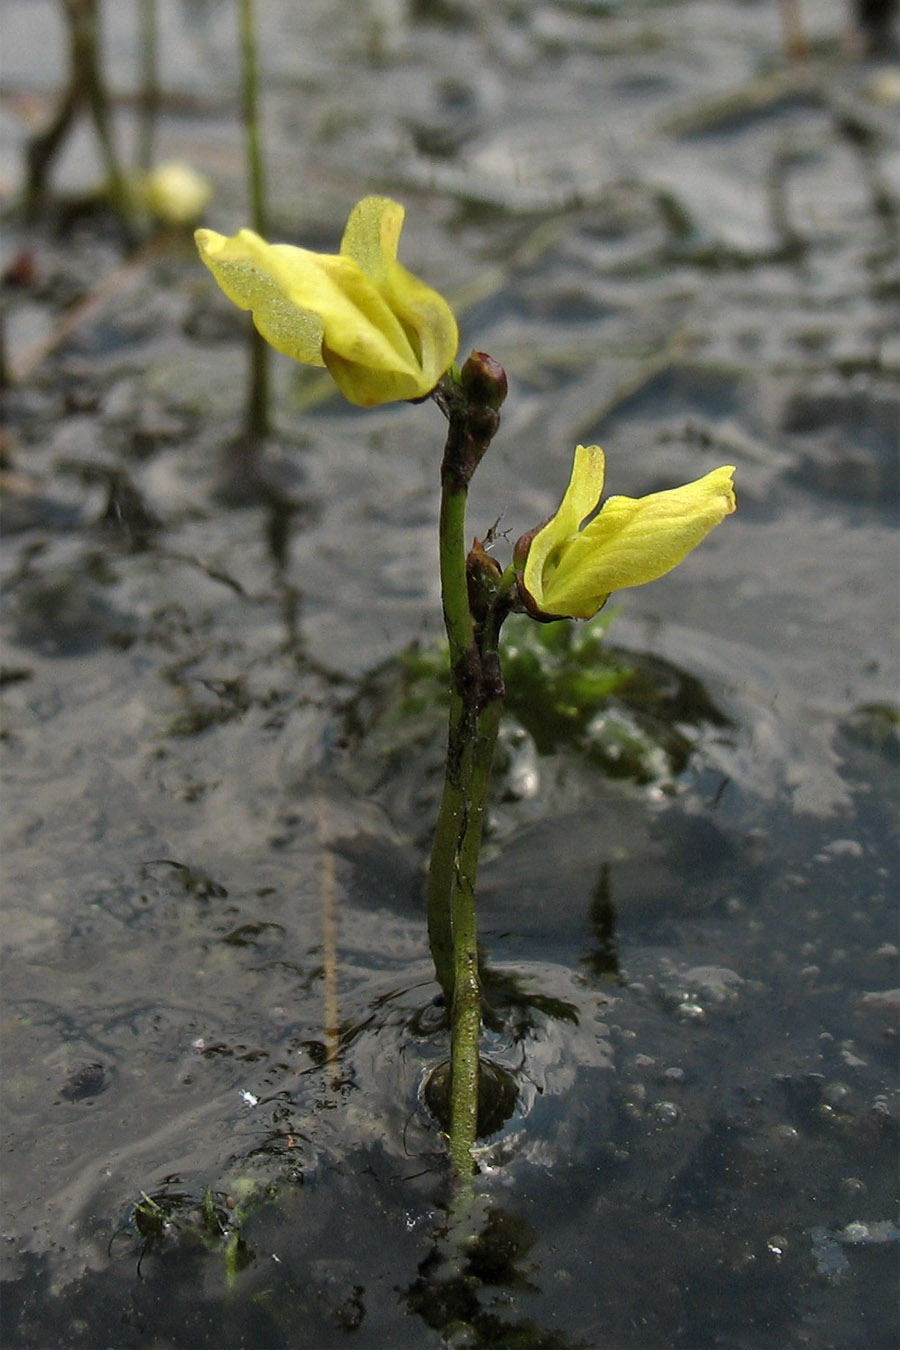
[24,0,130,223]
[238,0,267,235]
[447,693,502,1179]
[426,453,476,999]
[426,688,468,999]
[426,365,509,1181]
[238,0,270,442]
[438,467,474,664]
[77,1,129,218]
[138,0,159,173]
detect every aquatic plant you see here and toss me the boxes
[195,194,736,1185]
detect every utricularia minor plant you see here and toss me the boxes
[196,197,736,1187]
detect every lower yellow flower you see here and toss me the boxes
[195,196,458,407]
[516,445,736,621]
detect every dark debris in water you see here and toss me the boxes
[58,1061,109,1103]
[141,858,229,900]
[4,556,138,656]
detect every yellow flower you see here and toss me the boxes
[517,445,736,621]
[195,196,458,407]
[142,161,212,225]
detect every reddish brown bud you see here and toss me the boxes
[466,536,503,623]
[460,351,508,411]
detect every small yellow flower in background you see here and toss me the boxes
[516,445,736,621]
[142,161,213,225]
[195,196,459,407]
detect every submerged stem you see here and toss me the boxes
[447,693,502,1177]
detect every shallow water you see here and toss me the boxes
[1,2,898,1347]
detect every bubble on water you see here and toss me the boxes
[681,965,744,1002]
[818,838,864,859]
[837,1220,900,1246]
[650,1100,681,1126]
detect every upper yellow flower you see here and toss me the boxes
[195,196,458,407]
[517,445,736,621]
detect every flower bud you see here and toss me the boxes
[460,351,508,411]
[466,536,503,623]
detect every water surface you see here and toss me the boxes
[1,2,897,1346]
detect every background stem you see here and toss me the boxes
[238,0,270,442]
[138,0,159,173]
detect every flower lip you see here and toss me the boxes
[195,196,458,407]
[517,446,736,621]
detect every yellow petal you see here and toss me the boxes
[196,227,327,365]
[321,349,428,406]
[523,445,606,612]
[315,252,421,371]
[339,196,404,283]
[543,465,736,618]
[379,259,460,396]
[340,197,458,397]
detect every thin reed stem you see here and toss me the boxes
[238,0,270,441]
[138,0,159,172]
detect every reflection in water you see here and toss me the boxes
[406,1201,571,1350]
[479,962,580,1036]
[583,861,620,980]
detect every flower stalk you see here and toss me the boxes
[427,357,509,1179]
